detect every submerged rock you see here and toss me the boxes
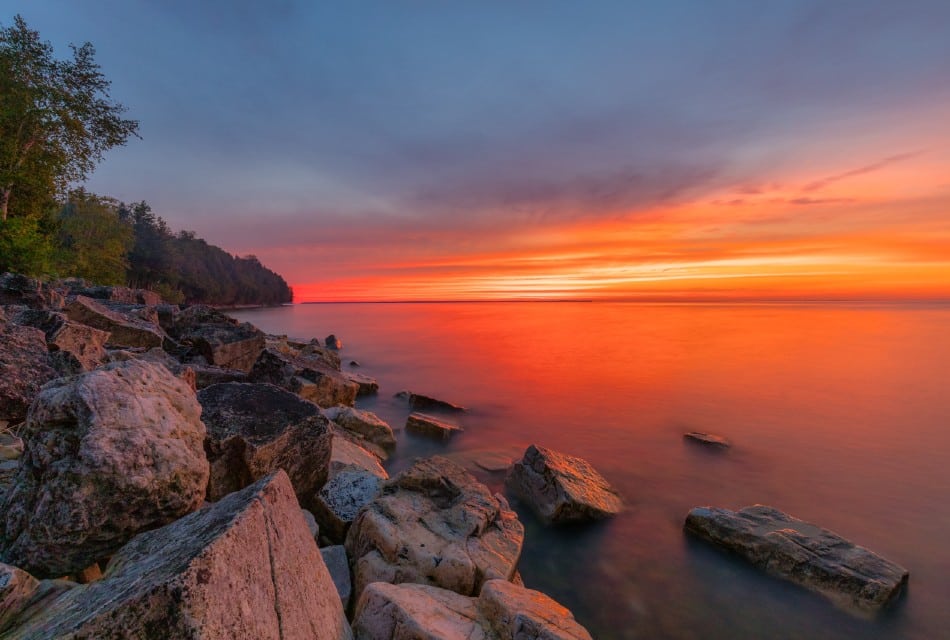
[4,471,353,640]
[64,295,165,349]
[0,360,209,578]
[198,382,332,509]
[683,431,731,448]
[0,322,56,422]
[684,504,909,613]
[406,412,463,440]
[396,390,467,413]
[326,406,397,452]
[352,580,592,640]
[505,445,622,524]
[346,456,523,600]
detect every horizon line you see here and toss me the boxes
[292,297,950,305]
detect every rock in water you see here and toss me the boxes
[5,471,353,640]
[344,371,379,397]
[396,390,467,413]
[352,580,592,640]
[345,456,524,601]
[324,406,397,452]
[0,321,56,422]
[683,431,731,448]
[506,445,622,524]
[684,505,909,613]
[0,360,209,578]
[198,382,332,510]
[406,412,463,440]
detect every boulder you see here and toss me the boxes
[64,295,165,348]
[171,305,265,373]
[325,406,397,452]
[346,456,524,600]
[12,309,109,373]
[0,431,23,461]
[250,347,358,408]
[406,412,463,440]
[312,436,388,543]
[198,382,332,509]
[684,505,909,613]
[4,471,353,640]
[326,334,343,350]
[683,431,731,448]
[352,580,592,640]
[0,360,209,578]
[322,545,353,611]
[0,322,56,422]
[66,283,162,306]
[506,445,622,524]
[0,273,63,310]
[396,390,466,413]
[0,563,75,635]
[192,363,248,389]
[344,371,379,397]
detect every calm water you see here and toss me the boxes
[233,302,950,639]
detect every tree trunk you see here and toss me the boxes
[0,188,10,221]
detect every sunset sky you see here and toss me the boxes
[19,1,950,301]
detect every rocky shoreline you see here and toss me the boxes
[0,272,910,638]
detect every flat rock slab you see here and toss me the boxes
[346,456,524,601]
[684,504,909,613]
[64,295,165,349]
[506,445,622,524]
[344,371,379,397]
[684,431,731,448]
[406,412,463,440]
[396,391,467,413]
[198,382,332,509]
[4,471,352,639]
[325,406,397,452]
[352,580,592,640]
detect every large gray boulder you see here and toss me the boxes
[198,382,332,509]
[4,471,353,640]
[346,456,524,601]
[684,504,909,613]
[325,406,397,453]
[64,295,165,348]
[505,445,622,524]
[171,305,265,373]
[251,346,358,408]
[312,435,388,543]
[352,580,592,640]
[0,360,209,578]
[13,309,109,373]
[0,321,55,422]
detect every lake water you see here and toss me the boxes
[232,301,950,639]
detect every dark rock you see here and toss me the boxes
[250,347,358,408]
[312,436,388,543]
[321,545,353,611]
[192,363,248,389]
[64,282,163,306]
[684,505,909,613]
[4,471,353,639]
[0,322,56,422]
[506,445,622,524]
[345,456,524,600]
[349,360,360,367]
[0,360,209,578]
[406,412,463,440]
[684,431,731,448]
[325,334,342,350]
[171,305,265,373]
[0,273,63,310]
[396,390,467,413]
[198,382,332,510]
[64,295,165,348]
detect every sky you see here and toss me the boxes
[11,1,950,301]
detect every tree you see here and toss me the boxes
[0,14,138,221]
[54,190,132,284]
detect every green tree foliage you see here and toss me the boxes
[54,190,132,284]
[0,14,138,221]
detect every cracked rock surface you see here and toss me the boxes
[3,471,352,640]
